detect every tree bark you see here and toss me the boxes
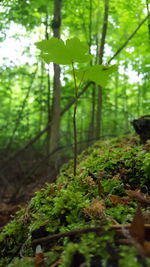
[114,71,119,134]
[95,0,109,140]
[44,12,51,155]
[88,83,96,144]
[49,0,62,153]
[146,0,150,44]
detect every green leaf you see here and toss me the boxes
[65,38,92,63]
[35,37,92,65]
[76,65,118,87]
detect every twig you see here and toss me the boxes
[32,226,104,246]
[32,224,150,246]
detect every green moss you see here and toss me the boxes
[119,246,143,267]
[1,136,150,266]
[106,205,135,223]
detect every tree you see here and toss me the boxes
[96,0,109,139]
[49,0,62,156]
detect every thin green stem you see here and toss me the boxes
[72,62,78,176]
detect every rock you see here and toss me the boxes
[132,115,150,143]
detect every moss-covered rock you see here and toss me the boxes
[1,136,150,266]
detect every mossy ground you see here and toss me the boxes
[1,136,150,266]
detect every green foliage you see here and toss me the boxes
[36,37,117,87]
[36,37,92,64]
[76,64,118,87]
[1,136,150,266]
[0,216,28,267]
[8,258,34,267]
[142,152,150,178]
[60,231,115,267]
[0,0,150,264]
[119,246,143,267]
[106,205,135,223]
[0,0,149,153]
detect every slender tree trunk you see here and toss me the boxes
[123,72,129,132]
[95,0,109,139]
[87,0,95,145]
[39,61,44,133]
[43,12,52,155]
[89,0,92,54]
[88,83,96,144]
[114,71,119,134]
[136,70,141,117]
[6,66,38,150]
[66,109,72,145]
[47,65,51,154]
[50,0,62,153]
[146,0,150,43]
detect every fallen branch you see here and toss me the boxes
[32,224,150,246]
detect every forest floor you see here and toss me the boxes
[0,154,64,229]
[1,135,150,266]
[0,176,54,229]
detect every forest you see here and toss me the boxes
[0,0,150,266]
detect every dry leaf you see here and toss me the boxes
[83,198,106,220]
[109,194,130,205]
[143,210,150,224]
[129,206,145,245]
[35,253,45,267]
[126,190,150,204]
[85,177,96,185]
[97,180,104,196]
[35,245,45,267]
[81,177,96,186]
[110,174,121,181]
[143,241,150,257]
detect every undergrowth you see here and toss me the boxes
[0,136,150,266]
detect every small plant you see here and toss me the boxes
[36,37,117,176]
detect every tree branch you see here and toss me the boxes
[108,13,150,64]
[32,224,150,246]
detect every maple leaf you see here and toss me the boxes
[36,37,117,87]
[83,198,106,220]
[76,65,118,87]
[129,206,150,258]
[143,241,150,257]
[129,206,145,245]
[109,194,130,205]
[36,37,92,65]
[126,190,150,204]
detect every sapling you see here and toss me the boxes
[36,37,117,176]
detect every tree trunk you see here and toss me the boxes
[114,70,119,134]
[88,83,96,144]
[44,12,52,155]
[146,0,150,44]
[87,0,96,146]
[95,0,109,140]
[49,0,62,154]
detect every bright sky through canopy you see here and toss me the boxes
[0,22,142,84]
